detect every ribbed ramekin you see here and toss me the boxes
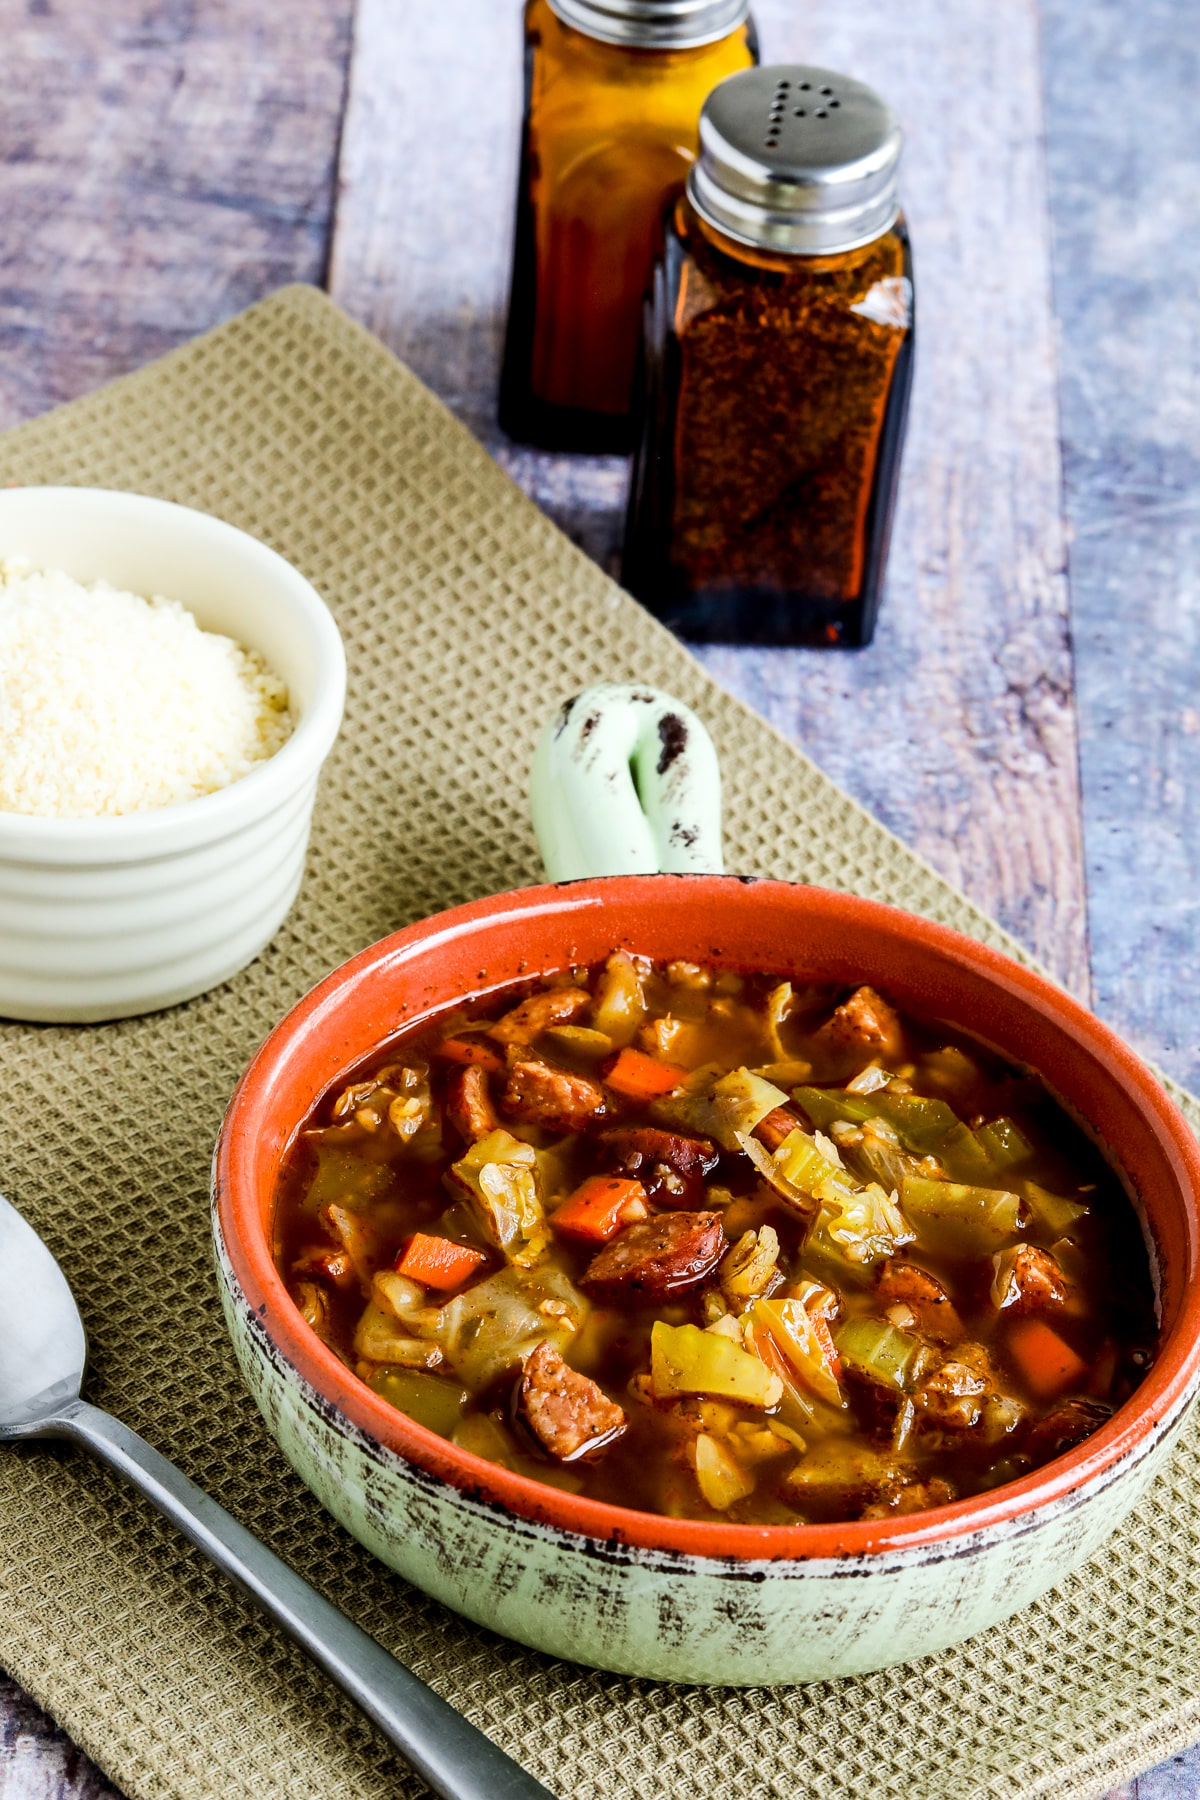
[0,488,345,1022]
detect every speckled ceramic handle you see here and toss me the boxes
[50,1399,558,1800]
[529,682,724,881]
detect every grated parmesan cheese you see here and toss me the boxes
[0,558,294,818]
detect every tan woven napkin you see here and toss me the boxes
[1,286,1197,1800]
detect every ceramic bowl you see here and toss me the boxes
[0,488,345,1022]
[212,877,1200,1685]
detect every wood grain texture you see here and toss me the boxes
[1041,0,1200,1091]
[0,1673,119,1800]
[0,0,353,430]
[329,0,1090,995]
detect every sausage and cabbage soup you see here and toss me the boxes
[273,957,1156,1525]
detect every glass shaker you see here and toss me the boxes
[499,0,758,453]
[623,64,915,646]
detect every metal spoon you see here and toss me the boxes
[0,1193,557,1800]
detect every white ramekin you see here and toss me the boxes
[0,488,346,1022]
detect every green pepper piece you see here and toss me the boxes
[368,1367,470,1437]
[901,1175,1023,1253]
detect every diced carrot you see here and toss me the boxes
[431,1036,505,1075]
[603,1047,689,1101]
[394,1233,488,1290]
[551,1176,648,1243]
[1007,1316,1089,1400]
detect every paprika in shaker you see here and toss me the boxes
[623,64,915,646]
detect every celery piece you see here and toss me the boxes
[872,1093,961,1152]
[448,1128,546,1265]
[694,1433,756,1510]
[794,1086,962,1155]
[452,1411,518,1464]
[368,1366,470,1438]
[542,1025,614,1059]
[901,1175,1023,1254]
[1023,1180,1089,1238]
[977,1117,1034,1171]
[833,1316,928,1392]
[651,1320,783,1408]
[654,1067,788,1151]
[793,1086,880,1132]
[752,1298,844,1407]
[937,1123,997,1184]
[772,1127,849,1197]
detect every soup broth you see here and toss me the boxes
[272,958,1156,1526]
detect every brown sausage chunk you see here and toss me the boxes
[501,1055,610,1133]
[1025,1396,1113,1463]
[755,1107,800,1153]
[996,1244,1068,1316]
[860,1476,955,1520]
[596,1126,718,1210]
[877,1259,965,1343]
[518,1341,627,1462]
[912,1356,990,1430]
[581,1211,725,1303]
[445,1064,499,1143]
[823,985,904,1058]
[489,987,590,1046]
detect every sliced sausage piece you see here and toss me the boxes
[581,1210,726,1304]
[489,987,590,1046]
[501,1055,610,1133]
[518,1340,627,1462]
[596,1126,718,1210]
[445,1064,499,1143]
[992,1244,1068,1315]
[823,985,904,1058]
[877,1258,965,1343]
[1025,1395,1112,1463]
[755,1107,800,1152]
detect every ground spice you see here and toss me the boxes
[623,66,915,646]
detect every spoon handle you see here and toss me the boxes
[53,1399,558,1800]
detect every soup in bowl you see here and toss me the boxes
[212,876,1200,1684]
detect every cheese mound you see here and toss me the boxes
[0,559,294,818]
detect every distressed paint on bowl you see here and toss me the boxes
[212,877,1200,1684]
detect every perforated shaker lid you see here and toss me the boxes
[687,64,903,254]
[545,0,750,51]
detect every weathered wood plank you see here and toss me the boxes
[1041,0,1200,1092]
[0,0,353,429]
[0,1671,120,1799]
[329,0,1089,996]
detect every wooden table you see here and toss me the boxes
[2,1,1197,1795]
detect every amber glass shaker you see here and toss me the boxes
[499,0,758,453]
[623,64,915,646]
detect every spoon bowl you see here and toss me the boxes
[0,1193,555,1800]
[0,1196,86,1434]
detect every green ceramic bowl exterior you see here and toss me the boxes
[211,877,1200,1686]
[213,1223,1189,1685]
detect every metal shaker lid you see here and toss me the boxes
[546,0,751,51]
[687,65,903,254]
